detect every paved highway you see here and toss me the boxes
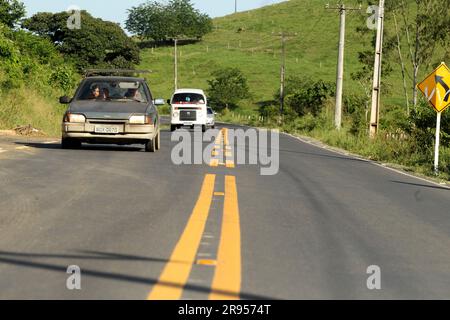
[0,124,450,299]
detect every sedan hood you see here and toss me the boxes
[70,101,149,120]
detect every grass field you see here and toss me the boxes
[139,0,406,112]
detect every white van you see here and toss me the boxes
[169,89,208,132]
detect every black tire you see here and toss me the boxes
[61,138,81,149]
[202,125,206,133]
[170,125,176,132]
[211,125,215,129]
[145,138,156,153]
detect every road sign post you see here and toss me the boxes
[418,62,450,175]
[435,112,442,174]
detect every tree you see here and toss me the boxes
[207,68,251,110]
[385,0,450,110]
[22,11,140,70]
[126,1,168,42]
[0,0,25,28]
[126,0,212,42]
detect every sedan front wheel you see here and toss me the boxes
[145,138,156,153]
[61,138,81,149]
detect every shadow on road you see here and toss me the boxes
[280,148,369,163]
[0,250,178,264]
[390,180,450,191]
[14,142,144,153]
[0,250,274,300]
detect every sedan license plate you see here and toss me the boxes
[95,126,120,134]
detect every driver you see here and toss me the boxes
[125,88,143,101]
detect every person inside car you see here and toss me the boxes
[86,85,101,100]
[125,88,143,101]
[102,88,110,100]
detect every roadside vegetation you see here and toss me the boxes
[137,0,450,181]
[0,0,78,136]
[0,0,146,136]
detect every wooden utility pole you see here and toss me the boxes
[274,32,297,121]
[326,2,362,130]
[174,38,178,91]
[369,0,385,138]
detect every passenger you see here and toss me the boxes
[87,85,101,99]
[102,88,110,100]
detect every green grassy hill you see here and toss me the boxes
[139,0,404,112]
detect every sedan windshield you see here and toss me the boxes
[76,80,149,103]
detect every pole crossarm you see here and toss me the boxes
[325,3,362,11]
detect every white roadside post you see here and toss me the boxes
[434,112,442,174]
[417,62,450,176]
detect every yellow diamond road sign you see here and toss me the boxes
[418,62,450,113]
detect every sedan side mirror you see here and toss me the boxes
[153,98,165,106]
[59,96,71,104]
[167,99,171,105]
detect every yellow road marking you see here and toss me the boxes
[209,175,241,300]
[196,259,217,266]
[210,128,235,169]
[223,128,229,146]
[210,159,219,167]
[214,192,225,196]
[226,160,235,169]
[148,174,216,300]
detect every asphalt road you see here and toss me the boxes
[1,124,450,300]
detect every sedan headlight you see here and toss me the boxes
[65,113,86,123]
[129,115,151,124]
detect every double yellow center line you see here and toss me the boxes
[148,174,241,300]
[210,128,235,168]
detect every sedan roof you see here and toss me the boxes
[84,76,146,82]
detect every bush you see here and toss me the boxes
[207,68,251,110]
[49,66,77,94]
[282,77,334,117]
